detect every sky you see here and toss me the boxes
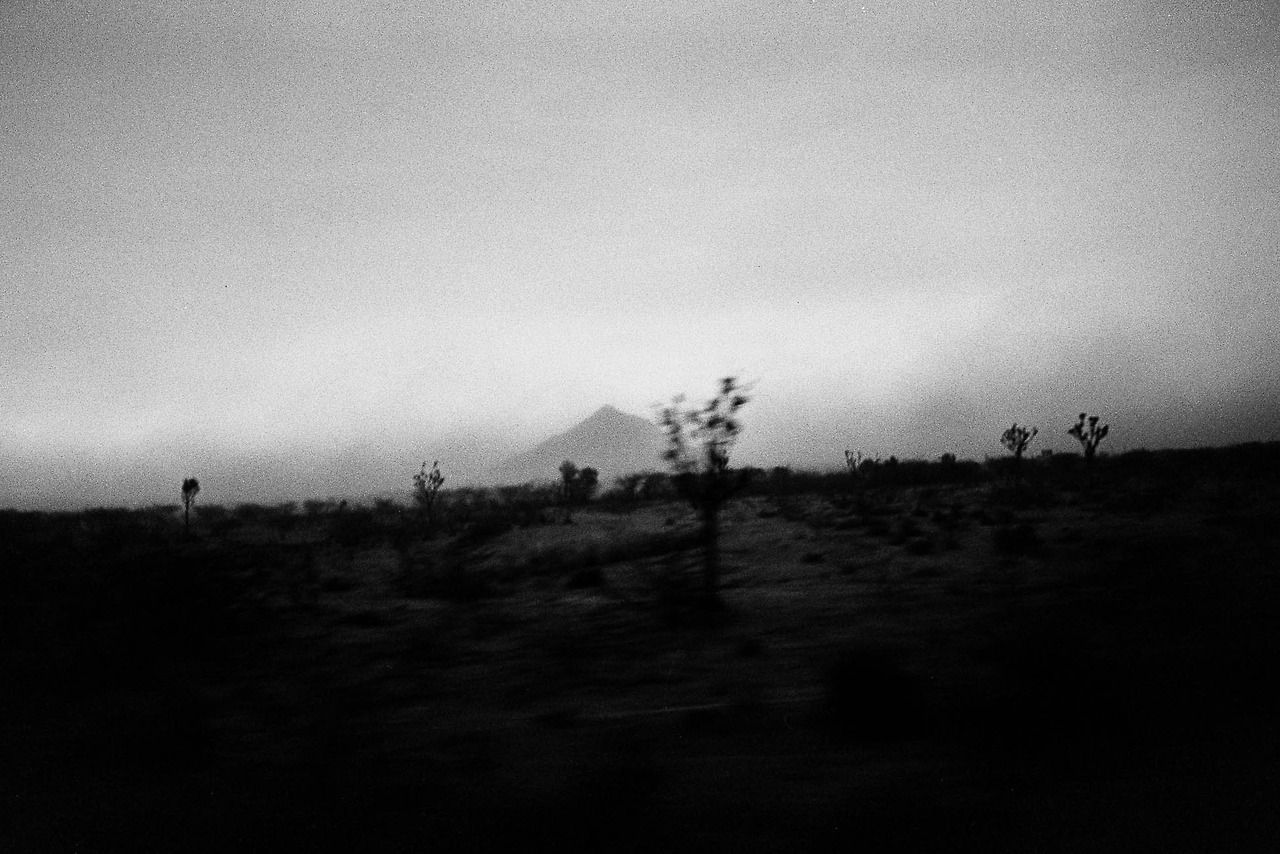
[3,0,1278,509]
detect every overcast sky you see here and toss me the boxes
[4,0,1278,509]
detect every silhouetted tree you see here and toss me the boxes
[657,376,752,609]
[559,460,578,501]
[181,477,200,536]
[847,452,882,485]
[1068,413,1109,465]
[413,460,445,534]
[1000,423,1038,483]
[556,461,598,521]
[844,450,864,484]
[558,460,579,522]
[576,466,599,503]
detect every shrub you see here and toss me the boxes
[657,376,752,609]
[559,461,599,508]
[1000,423,1038,483]
[1068,413,1109,464]
[413,460,446,533]
[181,477,200,535]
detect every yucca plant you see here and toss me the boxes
[657,376,751,608]
[412,460,445,535]
[1067,413,1109,465]
[1000,423,1038,483]
[181,477,200,537]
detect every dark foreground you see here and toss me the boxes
[3,451,1279,852]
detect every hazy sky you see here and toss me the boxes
[4,0,1278,508]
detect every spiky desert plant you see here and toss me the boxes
[845,450,864,481]
[181,477,200,536]
[413,460,445,534]
[657,376,751,608]
[1000,423,1038,483]
[1067,413,1109,464]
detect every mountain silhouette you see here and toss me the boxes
[489,405,668,487]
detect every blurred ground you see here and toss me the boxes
[3,459,1279,852]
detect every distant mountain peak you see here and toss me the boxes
[582,403,645,424]
[488,404,667,486]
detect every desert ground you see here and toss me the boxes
[3,447,1279,852]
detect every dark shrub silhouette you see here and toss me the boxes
[657,376,751,609]
[1068,413,1109,465]
[577,466,599,502]
[413,460,445,535]
[558,462,599,513]
[181,477,200,535]
[559,460,578,499]
[844,450,864,486]
[303,498,334,517]
[1000,423,1037,483]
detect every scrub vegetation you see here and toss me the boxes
[3,418,1280,851]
